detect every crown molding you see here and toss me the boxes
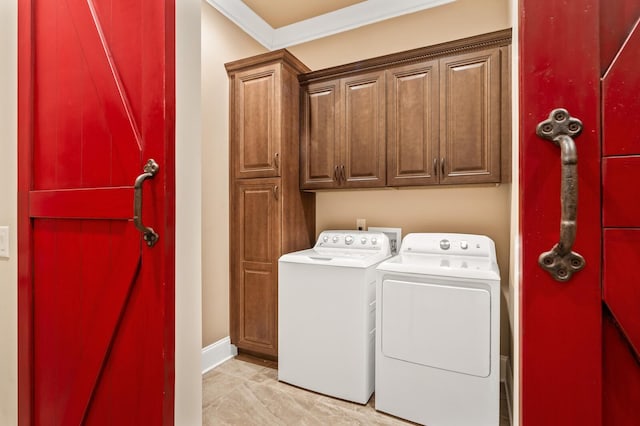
[205,0,456,50]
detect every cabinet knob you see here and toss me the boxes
[273,185,279,200]
[273,152,280,169]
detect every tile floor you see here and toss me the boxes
[203,357,511,425]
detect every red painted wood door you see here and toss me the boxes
[520,1,640,425]
[17,1,175,425]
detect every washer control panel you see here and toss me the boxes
[315,230,389,251]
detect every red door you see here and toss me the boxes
[18,1,175,424]
[520,1,640,425]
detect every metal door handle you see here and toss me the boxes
[441,157,445,176]
[273,185,279,200]
[133,159,159,247]
[334,165,339,183]
[433,158,438,177]
[273,152,279,169]
[536,108,585,281]
[340,165,346,184]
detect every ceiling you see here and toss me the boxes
[206,0,456,50]
[241,0,366,29]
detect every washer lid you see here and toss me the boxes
[279,247,390,268]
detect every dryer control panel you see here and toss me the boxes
[400,233,496,259]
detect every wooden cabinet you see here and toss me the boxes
[231,179,280,357]
[438,48,502,185]
[301,29,512,189]
[300,71,386,189]
[232,64,283,179]
[386,60,440,186]
[226,51,315,360]
[386,48,503,186]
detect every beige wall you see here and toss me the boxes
[0,0,18,423]
[201,3,267,346]
[201,0,512,353]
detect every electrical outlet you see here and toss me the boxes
[356,218,367,231]
[368,227,402,255]
[0,226,9,259]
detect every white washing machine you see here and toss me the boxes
[278,230,391,404]
[375,233,500,426]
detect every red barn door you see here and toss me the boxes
[18,0,175,424]
[520,0,640,424]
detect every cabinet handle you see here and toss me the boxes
[441,157,445,177]
[536,108,585,282]
[433,158,438,177]
[273,152,280,169]
[273,185,279,200]
[341,165,346,184]
[334,165,339,183]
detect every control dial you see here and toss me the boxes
[345,235,354,245]
[332,236,339,243]
[371,237,378,245]
[439,239,451,250]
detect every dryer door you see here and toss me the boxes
[381,279,491,377]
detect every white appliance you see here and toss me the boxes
[375,233,500,426]
[278,230,391,404]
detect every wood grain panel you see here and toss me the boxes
[300,81,340,189]
[234,64,281,179]
[439,48,501,184]
[603,156,640,227]
[603,229,640,355]
[386,61,439,186]
[342,71,386,187]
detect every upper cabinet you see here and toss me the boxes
[300,29,512,190]
[227,51,310,179]
[438,48,501,185]
[300,71,386,189]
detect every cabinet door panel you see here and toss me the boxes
[300,81,340,189]
[234,64,281,179]
[232,179,281,357]
[342,71,386,187]
[440,49,501,184]
[386,61,439,186]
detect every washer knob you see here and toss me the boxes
[361,237,367,244]
[371,237,378,245]
[345,235,354,245]
[440,239,451,250]
[460,241,468,250]
[323,236,329,243]
[332,236,339,243]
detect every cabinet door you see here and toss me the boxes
[342,71,387,187]
[231,179,281,357]
[386,61,439,186]
[300,80,341,189]
[439,48,501,184]
[233,64,282,179]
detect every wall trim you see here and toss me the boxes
[201,337,238,375]
[205,0,455,50]
[504,356,514,424]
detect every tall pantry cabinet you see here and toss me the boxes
[225,51,315,360]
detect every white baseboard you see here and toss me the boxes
[201,336,238,374]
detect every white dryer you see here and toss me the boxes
[278,230,391,404]
[375,233,500,426]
